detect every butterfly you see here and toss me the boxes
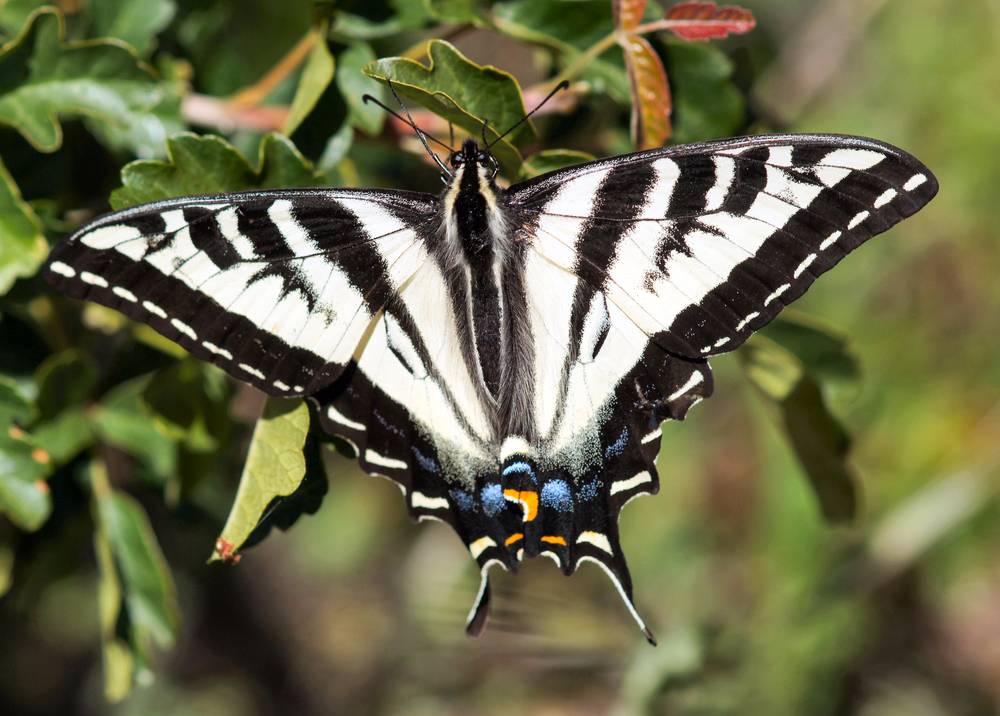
[44,94,937,642]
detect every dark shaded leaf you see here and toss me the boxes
[34,350,98,421]
[740,337,858,523]
[761,313,861,395]
[665,40,744,143]
[92,377,177,484]
[31,409,93,465]
[141,361,230,453]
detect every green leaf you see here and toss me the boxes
[665,40,744,144]
[337,42,384,136]
[492,0,632,103]
[141,361,230,453]
[92,463,179,700]
[240,431,327,551]
[329,0,431,41]
[284,30,335,136]
[363,40,532,172]
[424,0,488,24]
[34,349,98,421]
[316,120,355,179]
[739,336,858,523]
[0,376,34,427]
[494,0,613,52]
[759,313,861,396]
[0,427,52,531]
[211,398,312,561]
[110,132,323,209]
[92,377,177,484]
[0,0,45,38]
[0,155,46,297]
[520,148,594,178]
[32,408,93,465]
[88,0,177,55]
[0,8,184,155]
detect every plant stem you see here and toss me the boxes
[547,31,620,90]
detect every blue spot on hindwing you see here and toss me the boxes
[411,446,440,473]
[481,484,505,516]
[604,426,629,459]
[540,479,573,512]
[578,479,602,502]
[450,489,475,512]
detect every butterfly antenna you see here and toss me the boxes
[486,80,570,150]
[362,93,456,154]
[382,79,452,177]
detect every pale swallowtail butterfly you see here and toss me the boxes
[44,121,937,643]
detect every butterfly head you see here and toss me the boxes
[449,139,499,179]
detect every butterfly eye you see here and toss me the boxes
[450,152,463,166]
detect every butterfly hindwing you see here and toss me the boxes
[45,189,437,396]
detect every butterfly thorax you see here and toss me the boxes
[436,140,534,440]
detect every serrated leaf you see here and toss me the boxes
[363,40,532,172]
[0,8,183,155]
[665,40,744,143]
[520,149,595,179]
[92,463,179,700]
[34,349,98,421]
[739,337,858,523]
[0,155,47,297]
[88,0,177,55]
[655,1,755,41]
[110,132,322,209]
[284,29,335,136]
[614,0,648,32]
[337,42,384,136]
[0,427,52,530]
[212,398,311,561]
[621,34,672,148]
[424,0,488,24]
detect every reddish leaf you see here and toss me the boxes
[613,0,648,32]
[620,34,672,148]
[653,2,756,41]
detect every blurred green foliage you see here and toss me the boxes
[0,1,997,715]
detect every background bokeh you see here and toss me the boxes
[0,0,998,714]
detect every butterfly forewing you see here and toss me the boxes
[45,189,437,396]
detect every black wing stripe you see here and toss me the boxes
[45,190,436,395]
